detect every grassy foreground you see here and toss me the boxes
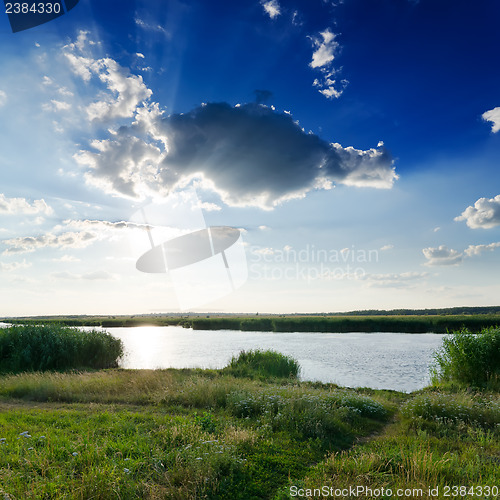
[0,329,498,499]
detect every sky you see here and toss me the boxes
[1,0,500,315]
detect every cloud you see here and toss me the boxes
[53,254,81,262]
[42,100,71,112]
[422,245,463,266]
[0,194,53,215]
[309,29,347,99]
[380,244,393,251]
[455,195,500,229]
[135,17,170,37]
[464,242,500,257]
[0,259,32,272]
[261,0,281,19]
[0,90,6,107]
[360,271,428,288]
[51,270,117,280]
[76,102,397,208]
[482,106,500,133]
[310,29,338,69]
[2,231,97,254]
[63,34,152,122]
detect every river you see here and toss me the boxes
[106,326,445,393]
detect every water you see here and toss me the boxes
[105,326,445,393]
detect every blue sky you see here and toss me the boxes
[1,0,500,315]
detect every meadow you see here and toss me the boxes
[0,325,497,499]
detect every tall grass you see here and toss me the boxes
[431,327,500,388]
[0,324,123,372]
[222,349,300,379]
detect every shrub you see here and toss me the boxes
[0,324,123,373]
[431,327,500,388]
[222,350,300,379]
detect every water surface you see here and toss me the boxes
[106,326,444,393]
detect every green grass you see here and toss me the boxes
[431,327,500,389]
[5,312,500,332]
[0,368,394,499]
[283,389,499,499]
[0,324,123,373]
[222,349,301,379]
[0,330,498,498]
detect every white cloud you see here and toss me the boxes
[136,53,145,58]
[464,242,500,257]
[309,29,347,99]
[360,271,428,288]
[134,18,170,37]
[42,100,71,112]
[455,195,500,229]
[2,231,98,254]
[261,0,281,19]
[53,254,81,262]
[51,270,117,280]
[0,90,6,107]
[0,194,53,215]
[482,106,500,133]
[0,259,32,272]
[310,29,338,69]
[422,245,463,266]
[63,33,152,122]
[380,244,393,251]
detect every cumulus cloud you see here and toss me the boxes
[309,29,347,99]
[75,102,397,208]
[63,34,152,122]
[310,29,338,69]
[0,194,53,215]
[422,245,463,266]
[0,90,6,107]
[482,106,500,133]
[455,195,500,229]
[261,0,281,19]
[464,242,500,257]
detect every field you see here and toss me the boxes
[0,325,498,498]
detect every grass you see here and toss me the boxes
[284,389,499,499]
[5,312,500,332]
[431,327,500,389]
[0,327,498,498]
[222,349,301,379]
[0,369,394,499]
[0,324,123,373]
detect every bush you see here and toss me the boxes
[431,327,500,388]
[0,324,123,373]
[222,350,300,379]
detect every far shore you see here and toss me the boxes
[3,307,500,333]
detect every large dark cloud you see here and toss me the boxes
[77,102,397,208]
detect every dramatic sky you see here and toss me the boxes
[1,0,500,315]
